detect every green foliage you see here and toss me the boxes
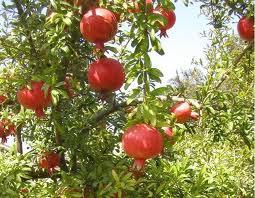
[0,0,253,197]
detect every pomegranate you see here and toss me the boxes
[0,95,7,104]
[237,16,254,41]
[17,81,52,118]
[190,111,199,121]
[80,8,118,50]
[0,119,15,143]
[87,58,125,93]
[152,6,176,37]
[39,151,60,174]
[163,127,175,145]
[127,0,153,13]
[122,124,163,171]
[170,102,191,123]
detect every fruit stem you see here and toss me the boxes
[132,159,146,171]
[35,108,45,118]
[94,42,105,51]
[159,30,168,38]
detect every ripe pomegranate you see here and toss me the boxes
[122,124,163,171]
[128,0,153,13]
[190,111,199,121]
[17,81,52,118]
[163,127,175,145]
[39,151,60,174]
[87,58,125,93]
[152,6,176,37]
[0,119,16,143]
[237,16,254,41]
[0,95,7,104]
[170,102,191,123]
[80,8,118,50]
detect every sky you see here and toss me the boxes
[2,1,211,149]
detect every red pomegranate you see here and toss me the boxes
[170,102,191,123]
[0,119,16,143]
[237,16,254,41]
[80,8,118,50]
[87,58,125,93]
[39,151,60,174]
[0,95,7,104]
[163,127,175,145]
[190,111,199,121]
[152,6,176,37]
[17,81,52,118]
[128,0,153,13]
[122,124,163,171]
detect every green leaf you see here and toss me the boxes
[150,87,169,96]
[112,170,120,183]
[63,18,72,26]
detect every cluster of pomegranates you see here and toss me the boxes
[0,118,16,143]
[79,1,176,94]
[80,6,125,93]
[122,101,199,176]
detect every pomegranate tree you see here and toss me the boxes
[122,124,163,171]
[87,58,125,93]
[237,16,254,41]
[152,6,176,37]
[170,101,191,123]
[39,151,60,174]
[80,8,118,50]
[17,81,52,118]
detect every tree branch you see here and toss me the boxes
[80,95,201,134]
[16,125,23,154]
[22,170,61,181]
[81,100,141,133]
